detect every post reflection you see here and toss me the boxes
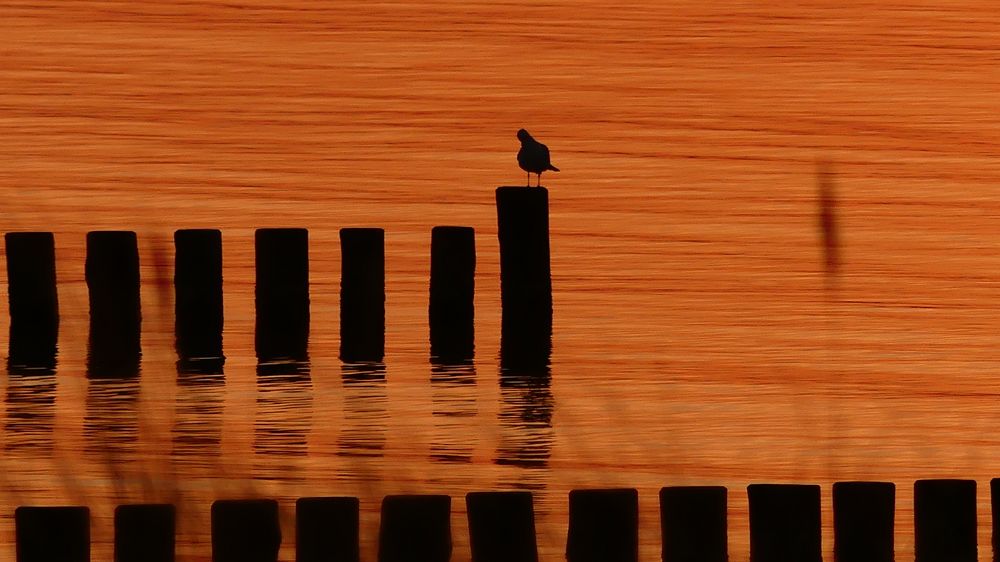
[495,367,554,473]
[4,374,56,453]
[84,378,140,459]
[337,363,387,484]
[253,370,312,482]
[429,361,477,465]
[172,372,225,470]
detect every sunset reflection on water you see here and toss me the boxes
[4,2,1000,559]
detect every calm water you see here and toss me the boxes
[5,2,1000,559]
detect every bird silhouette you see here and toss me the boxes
[517,129,559,187]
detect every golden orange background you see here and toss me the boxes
[4,1,1000,560]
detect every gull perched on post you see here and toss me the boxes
[517,129,559,187]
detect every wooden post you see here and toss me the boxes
[429,226,475,362]
[174,229,224,374]
[86,231,141,378]
[255,228,309,373]
[378,495,451,562]
[211,499,281,562]
[747,484,821,562]
[466,491,538,562]
[296,497,360,562]
[340,228,385,363]
[566,488,638,562]
[833,481,894,562]
[992,478,1000,562]
[5,232,59,375]
[496,187,551,371]
[115,504,175,562]
[659,486,728,562]
[914,479,976,562]
[15,506,89,562]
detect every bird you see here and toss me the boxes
[516,129,559,187]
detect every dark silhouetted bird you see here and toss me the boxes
[517,129,559,187]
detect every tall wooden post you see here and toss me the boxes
[496,187,552,371]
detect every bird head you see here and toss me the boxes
[516,129,532,142]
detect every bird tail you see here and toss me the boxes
[548,165,560,172]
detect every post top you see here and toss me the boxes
[497,186,548,192]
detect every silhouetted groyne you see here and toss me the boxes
[15,505,90,562]
[833,481,894,562]
[496,187,552,372]
[567,488,638,562]
[175,229,224,374]
[660,486,727,562]
[340,227,385,363]
[115,504,175,562]
[466,491,538,562]
[296,497,360,562]
[255,228,309,374]
[211,499,281,562]
[2,223,545,372]
[915,479,976,562]
[5,232,58,375]
[17,479,992,562]
[429,226,475,362]
[748,483,821,562]
[378,495,451,562]
[86,231,141,378]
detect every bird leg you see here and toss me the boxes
[526,172,530,187]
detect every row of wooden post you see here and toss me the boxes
[5,187,552,377]
[12,479,996,562]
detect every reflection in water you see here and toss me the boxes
[495,370,554,474]
[172,373,225,470]
[85,378,140,459]
[4,374,56,453]
[430,361,477,464]
[338,363,387,483]
[254,371,313,482]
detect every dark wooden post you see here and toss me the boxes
[747,484,821,562]
[496,187,551,371]
[255,228,309,373]
[660,486,728,562]
[211,499,281,562]
[914,479,976,562]
[340,228,385,363]
[115,504,175,562]
[992,478,1000,562]
[296,497,360,562]
[174,229,224,373]
[429,226,475,362]
[15,506,90,562]
[466,491,537,562]
[833,481,894,562]
[378,495,451,562]
[5,232,59,374]
[86,231,141,378]
[566,488,638,562]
